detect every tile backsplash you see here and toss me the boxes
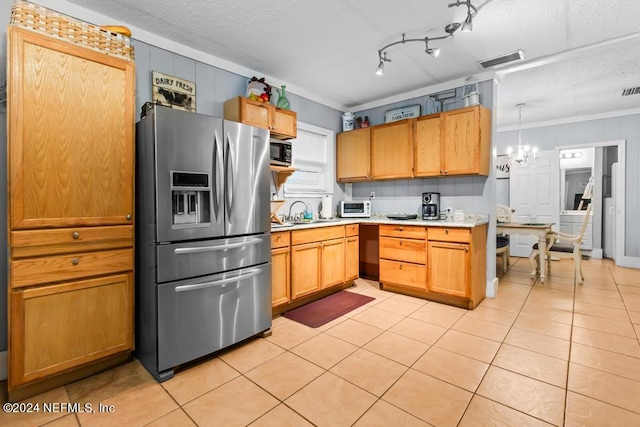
[351,176,489,215]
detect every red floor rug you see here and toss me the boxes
[283,291,375,328]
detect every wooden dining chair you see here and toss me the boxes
[529,203,592,283]
[496,204,512,273]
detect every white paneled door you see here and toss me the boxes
[509,150,560,257]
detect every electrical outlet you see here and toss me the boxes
[370,191,376,199]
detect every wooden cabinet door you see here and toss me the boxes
[241,98,271,130]
[371,119,414,179]
[441,108,478,175]
[8,28,135,230]
[345,236,359,281]
[272,108,297,139]
[414,114,442,177]
[321,238,345,289]
[337,128,371,182]
[271,247,290,307]
[9,273,133,388]
[291,242,322,299]
[427,241,470,297]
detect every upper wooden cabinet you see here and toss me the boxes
[8,27,135,230]
[224,96,297,139]
[415,105,491,177]
[371,119,414,180]
[337,128,370,182]
[336,105,491,182]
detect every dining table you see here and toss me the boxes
[496,222,554,282]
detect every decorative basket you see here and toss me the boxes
[10,1,135,61]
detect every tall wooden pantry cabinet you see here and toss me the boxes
[7,16,135,399]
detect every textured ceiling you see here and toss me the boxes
[36,0,640,126]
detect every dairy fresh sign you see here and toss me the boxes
[152,71,196,112]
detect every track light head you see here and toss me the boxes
[427,47,440,58]
[376,60,384,76]
[461,14,473,32]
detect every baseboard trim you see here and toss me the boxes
[0,351,6,381]
[486,278,499,299]
[591,248,603,259]
[618,256,640,269]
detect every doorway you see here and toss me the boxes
[557,141,625,262]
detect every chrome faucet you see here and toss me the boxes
[288,200,308,221]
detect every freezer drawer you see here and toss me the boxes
[157,263,272,372]
[156,234,270,283]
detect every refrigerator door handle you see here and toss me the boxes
[173,238,263,254]
[174,268,263,292]
[213,129,224,224]
[225,133,235,220]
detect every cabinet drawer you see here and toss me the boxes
[379,224,426,239]
[271,231,290,249]
[10,226,133,258]
[11,249,133,289]
[427,227,470,243]
[345,224,359,237]
[379,237,426,264]
[379,259,426,290]
[292,226,345,245]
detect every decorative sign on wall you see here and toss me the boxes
[152,71,196,112]
[384,104,421,123]
[496,155,510,179]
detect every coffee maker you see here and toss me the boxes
[422,192,440,220]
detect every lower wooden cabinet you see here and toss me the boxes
[271,247,290,307]
[427,241,469,297]
[271,231,291,307]
[379,224,487,309]
[272,225,359,313]
[321,238,345,289]
[345,235,359,281]
[10,273,133,388]
[291,242,322,299]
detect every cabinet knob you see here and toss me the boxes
[399,226,404,231]
[126,214,132,221]
[399,241,403,246]
[399,264,403,270]
[72,232,80,240]
[445,229,449,234]
[71,258,79,266]
[465,247,469,253]
[440,170,444,174]
[444,170,448,174]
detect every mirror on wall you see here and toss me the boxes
[560,147,594,212]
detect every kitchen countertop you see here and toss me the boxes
[271,214,489,231]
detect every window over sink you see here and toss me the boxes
[284,122,334,196]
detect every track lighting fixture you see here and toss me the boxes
[376,0,479,75]
[425,40,440,58]
[376,52,390,76]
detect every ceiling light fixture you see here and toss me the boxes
[506,103,538,167]
[376,52,390,76]
[375,0,478,75]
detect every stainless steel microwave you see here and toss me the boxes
[339,201,371,218]
[270,140,292,166]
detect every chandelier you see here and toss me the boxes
[507,103,538,167]
[375,0,479,75]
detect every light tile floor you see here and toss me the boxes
[2,257,640,426]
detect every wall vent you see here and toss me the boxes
[621,87,640,97]
[478,50,525,69]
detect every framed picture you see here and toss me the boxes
[496,155,510,179]
[152,71,196,112]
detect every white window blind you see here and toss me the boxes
[284,122,334,196]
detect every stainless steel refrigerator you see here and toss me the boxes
[135,105,271,381]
